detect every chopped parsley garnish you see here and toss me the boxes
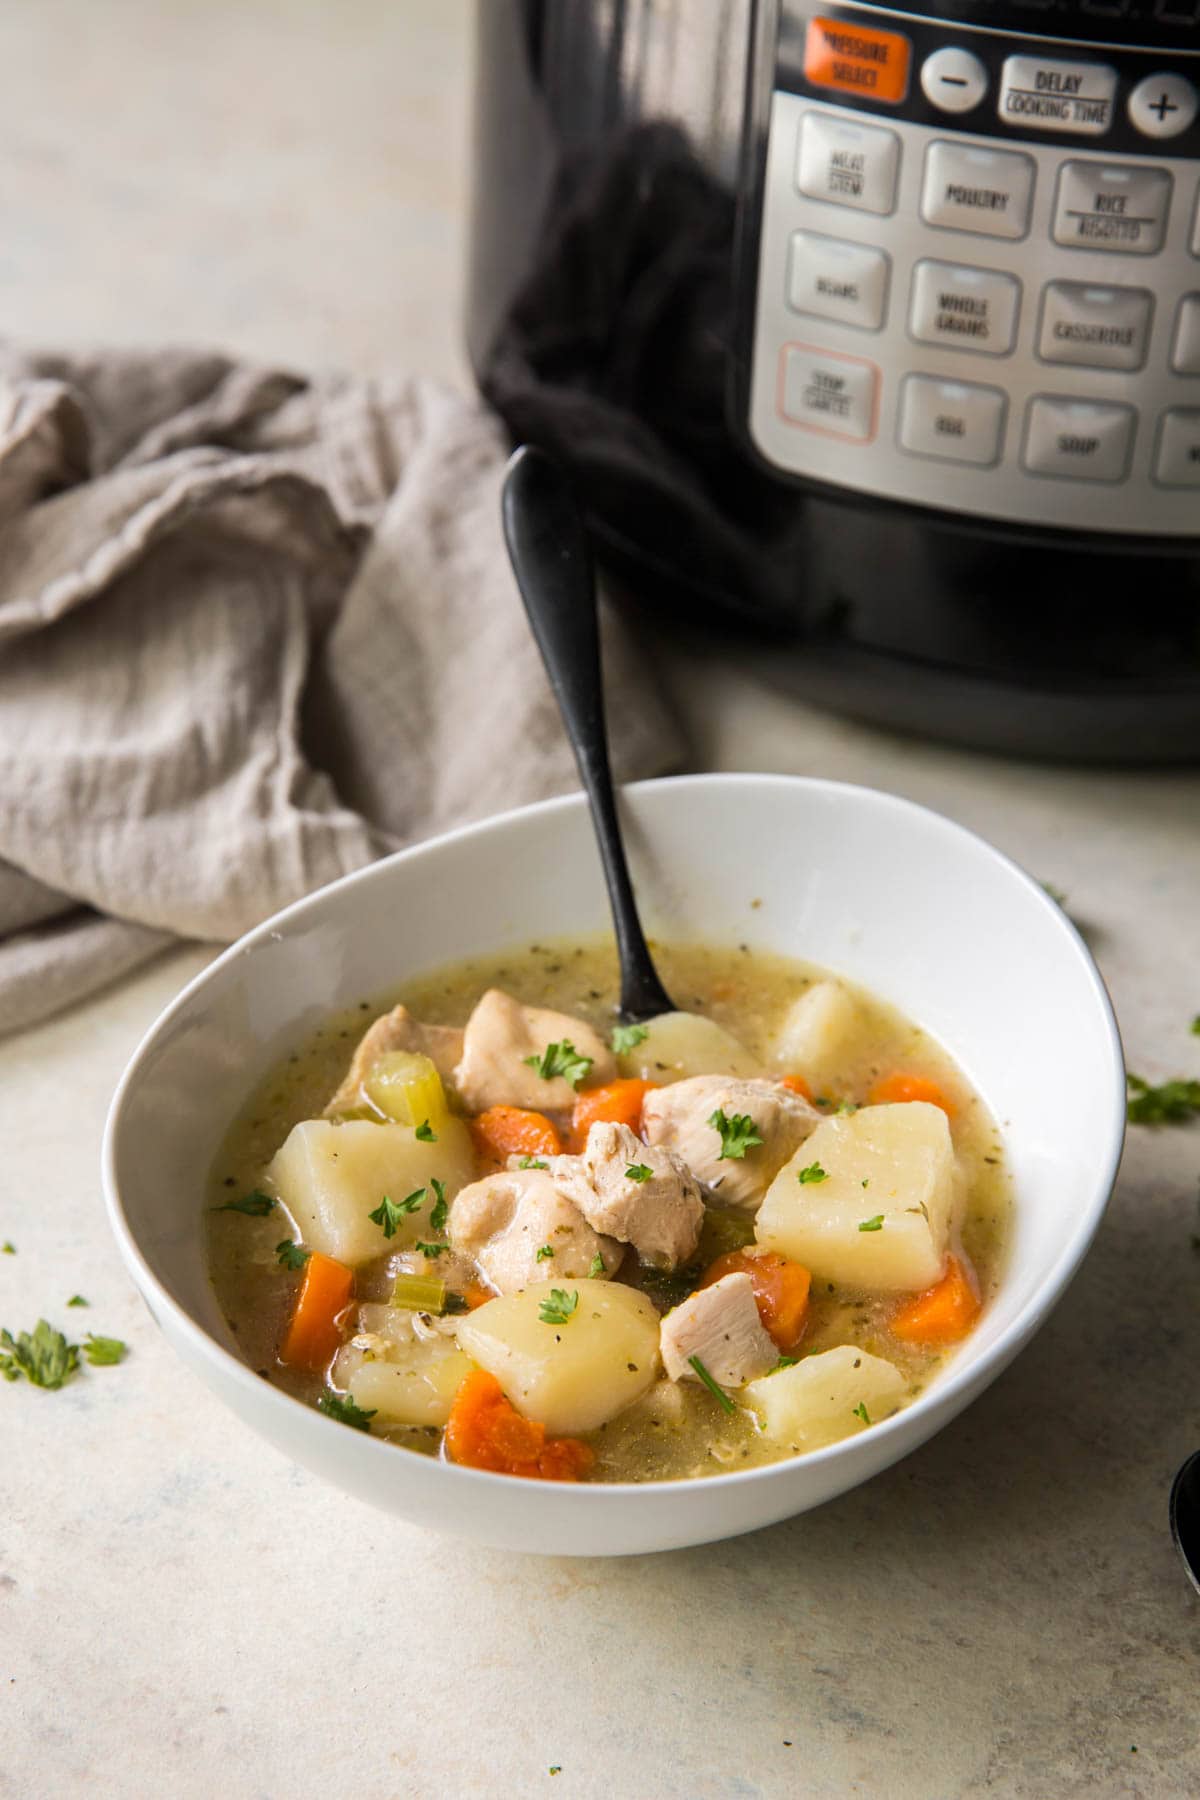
[414,1119,437,1142]
[443,1293,470,1315]
[538,1288,580,1325]
[1,1242,14,1255]
[518,1155,549,1170]
[853,1401,871,1425]
[317,1392,376,1432]
[774,1355,799,1371]
[861,1179,870,1189]
[0,1320,79,1389]
[536,1244,555,1262]
[416,1241,450,1259]
[369,1192,419,1238]
[1192,1016,1200,1037]
[1040,882,1068,907]
[428,1178,448,1234]
[83,1334,126,1367]
[835,1100,858,1116]
[1126,1074,1200,1125]
[523,1040,593,1090]
[796,1162,827,1185]
[588,1254,606,1278]
[708,1109,764,1161]
[214,1189,275,1217]
[858,1215,885,1233]
[66,1294,89,1308]
[687,1353,736,1415]
[275,1240,310,1271]
[610,1023,649,1056]
[625,1163,653,1183]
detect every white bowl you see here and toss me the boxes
[103,775,1125,1556]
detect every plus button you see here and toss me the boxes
[1149,90,1179,123]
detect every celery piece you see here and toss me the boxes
[391,1273,448,1314]
[362,1052,445,1129]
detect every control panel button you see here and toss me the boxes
[920,47,988,116]
[1128,72,1197,141]
[1171,295,1200,375]
[796,112,900,214]
[999,55,1117,137]
[1022,396,1135,482]
[779,343,878,441]
[921,142,1035,240]
[1037,281,1153,372]
[804,17,911,106]
[1053,161,1172,255]
[909,259,1020,356]
[897,375,1006,466]
[1154,409,1200,486]
[787,232,890,331]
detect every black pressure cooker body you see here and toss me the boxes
[468,2,1200,760]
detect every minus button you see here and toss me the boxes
[920,46,988,115]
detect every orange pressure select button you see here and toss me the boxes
[805,15,911,105]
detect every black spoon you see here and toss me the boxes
[501,443,676,1025]
[1170,1450,1200,1597]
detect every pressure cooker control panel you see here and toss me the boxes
[744,3,1200,535]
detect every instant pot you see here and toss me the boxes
[467,3,1200,759]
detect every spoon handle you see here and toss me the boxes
[501,444,675,1023]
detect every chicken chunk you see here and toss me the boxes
[453,989,616,1114]
[326,1003,464,1116]
[642,1076,820,1213]
[567,1121,704,1270]
[447,1166,622,1296]
[659,1272,779,1389]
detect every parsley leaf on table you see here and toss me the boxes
[1126,1074,1200,1124]
[0,1320,79,1389]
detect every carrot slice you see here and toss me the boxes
[470,1105,563,1164]
[279,1251,353,1372]
[869,1071,956,1117]
[444,1369,594,1480]
[778,1073,813,1101]
[700,1248,812,1353]
[890,1255,980,1344]
[569,1078,655,1152]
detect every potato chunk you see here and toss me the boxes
[455,1279,660,1434]
[267,1117,475,1266]
[332,1305,473,1427]
[755,1103,959,1291]
[616,1011,758,1084]
[769,980,866,1089]
[746,1346,906,1450]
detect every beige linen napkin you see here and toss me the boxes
[0,347,682,1034]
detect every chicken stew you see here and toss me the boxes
[208,938,1010,1484]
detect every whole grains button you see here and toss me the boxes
[999,55,1116,136]
[1053,161,1172,255]
[920,46,988,115]
[787,231,890,331]
[1128,72,1198,141]
[779,344,878,441]
[1022,396,1135,482]
[921,141,1035,240]
[909,259,1021,356]
[897,375,1006,466]
[1171,295,1200,375]
[1037,281,1153,372]
[1154,409,1200,486]
[797,110,900,215]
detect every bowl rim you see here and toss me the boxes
[101,771,1127,1503]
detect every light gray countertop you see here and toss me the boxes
[3,4,1199,1796]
